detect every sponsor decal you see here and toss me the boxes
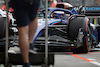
[85,7,100,11]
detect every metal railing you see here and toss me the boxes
[45,0,49,67]
[5,0,9,67]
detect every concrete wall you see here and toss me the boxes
[0,0,5,6]
[57,0,99,6]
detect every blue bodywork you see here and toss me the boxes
[33,8,78,42]
[33,8,97,44]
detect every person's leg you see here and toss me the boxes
[28,0,40,43]
[29,16,38,43]
[18,26,29,63]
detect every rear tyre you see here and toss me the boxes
[0,17,6,38]
[72,24,92,54]
[82,25,92,53]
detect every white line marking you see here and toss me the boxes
[90,62,100,66]
[87,58,100,66]
[87,58,96,61]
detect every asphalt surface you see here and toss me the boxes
[0,47,100,67]
[54,50,100,67]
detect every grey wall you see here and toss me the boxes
[57,0,99,6]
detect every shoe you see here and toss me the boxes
[23,63,30,67]
[29,49,37,54]
[29,43,37,54]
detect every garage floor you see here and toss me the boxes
[54,50,100,67]
[0,48,100,67]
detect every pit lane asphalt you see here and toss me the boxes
[54,49,100,67]
[1,47,100,67]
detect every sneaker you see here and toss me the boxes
[23,63,30,67]
[29,43,34,50]
[29,49,37,54]
[29,43,37,54]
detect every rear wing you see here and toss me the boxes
[74,6,100,16]
[85,6,100,16]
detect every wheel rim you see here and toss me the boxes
[87,26,92,51]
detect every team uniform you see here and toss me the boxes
[11,0,40,27]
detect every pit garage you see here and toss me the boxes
[0,0,100,67]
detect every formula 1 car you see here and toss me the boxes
[34,7,98,53]
[0,2,98,54]
[33,3,98,53]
